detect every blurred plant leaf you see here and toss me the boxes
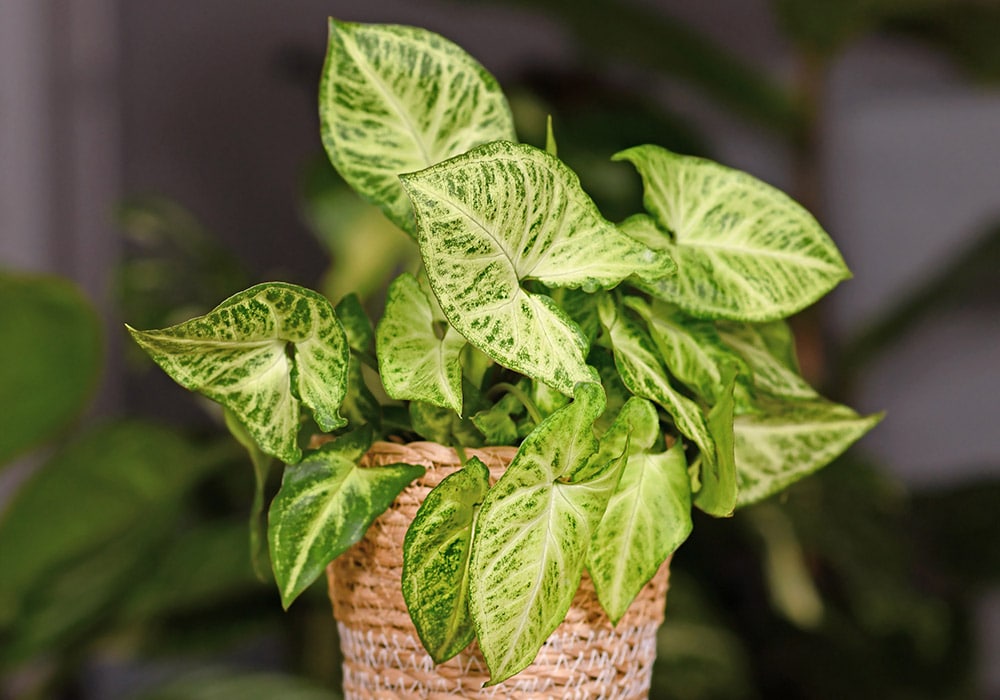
[0,272,102,467]
[224,409,275,580]
[0,421,232,665]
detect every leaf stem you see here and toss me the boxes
[486,382,544,426]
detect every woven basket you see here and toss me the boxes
[327,441,671,699]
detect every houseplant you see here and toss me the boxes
[127,17,880,694]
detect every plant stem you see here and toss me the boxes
[486,382,544,426]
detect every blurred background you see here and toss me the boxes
[1,0,998,698]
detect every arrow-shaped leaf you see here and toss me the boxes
[587,398,692,623]
[402,456,491,663]
[616,145,850,321]
[402,140,672,394]
[376,273,466,413]
[268,428,424,607]
[469,383,624,685]
[735,397,883,507]
[128,283,349,464]
[320,19,516,233]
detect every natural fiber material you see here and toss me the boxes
[327,441,671,699]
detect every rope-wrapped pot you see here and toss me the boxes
[327,441,671,699]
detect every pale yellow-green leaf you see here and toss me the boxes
[615,145,850,321]
[128,283,349,464]
[319,20,516,233]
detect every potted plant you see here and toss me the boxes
[127,18,879,697]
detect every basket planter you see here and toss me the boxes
[327,441,671,699]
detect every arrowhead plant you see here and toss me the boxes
[128,18,880,686]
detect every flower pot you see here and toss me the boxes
[326,441,671,699]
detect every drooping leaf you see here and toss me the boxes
[734,397,883,507]
[224,409,275,579]
[402,456,491,663]
[401,140,674,394]
[0,272,101,467]
[627,297,747,405]
[588,398,691,623]
[376,273,466,413]
[469,383,624,684]
[319,19,516,233]
[128,283,350,464]
[267,428,424,607]
[615,145,850,321]
[695,363,738,517]
[717,321,817,404]
[598,299,717,480]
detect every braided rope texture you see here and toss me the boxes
[327,441,671,699]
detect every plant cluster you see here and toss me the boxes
[128,19,879,684]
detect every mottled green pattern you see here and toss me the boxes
[268,429,424,607]
[469,384,623,684]
[319,20,516,233]
[402,141,672,394]
[588,399,690,623]
[376,273,466,413]
[616,145,850,321]
[696,364,738,517]
[598,299,719,487]
[735,399,882,507]
[627,297,747,405]
[128,283,349,464]
[717,321,817,405]
[402,457,490,663]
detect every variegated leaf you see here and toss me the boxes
[268,428,424,607]
[469,383,624,685]
[615,145,850,321]
[376,273,466,413]
[599,299,737,516]
[717,321,817,404]
[401,141,672,394]
[627,297,747,405]
[128,283,349,464]
[587,398,692,623]
[402,456,491,663]
[735,398,883,507]
[319,20,516,233]
[695,363,738,517]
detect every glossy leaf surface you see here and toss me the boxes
[616,145,849,321]
[376,273,465,413]
[587,398,691,623]
[469,384,623,684]
[268,429,424,607]
[320,19,516,232]
[402,456,490,663]
[402,140,672,394]
[129,283,349,464]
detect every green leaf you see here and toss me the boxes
[334,293,375,356]
[469,383,624,684]
[409,400,484,447]
[615,145,850,321]
[136,670,342,700]
[588,399,691,623]
[545,114,558,156]
[695,363,738,517]
[128,282,350,464]
[627,297,747,405]
[319,19,516,233]
[734,398,883,507]
[717,321,817,404]
[0,421,227,639]
[267,428,424,607]
[376,273,466,413]
[402,140,672,394]
[0,272,101,466]
[224,409,274,580]
[402,456,491,663]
